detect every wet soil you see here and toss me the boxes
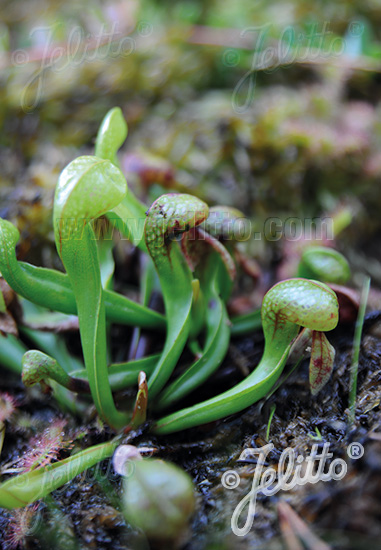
[1,312,381,550]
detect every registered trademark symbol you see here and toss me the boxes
[138,21,153,37]
[347,442,364,459]
[349,21,364,37]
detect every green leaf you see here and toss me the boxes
[53,156,130,430]
[309,331,335,395]
[0,440,117,509]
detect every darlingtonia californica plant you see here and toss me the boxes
[0,107,342,510]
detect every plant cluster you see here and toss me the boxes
[0,108,351,535]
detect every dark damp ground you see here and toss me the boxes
[1,311,381,550]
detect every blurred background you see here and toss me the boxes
[1,0,381,279]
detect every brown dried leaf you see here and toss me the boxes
[0,312,18,337]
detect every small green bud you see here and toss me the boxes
[298,246,351,284]
[123,459,195,542]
